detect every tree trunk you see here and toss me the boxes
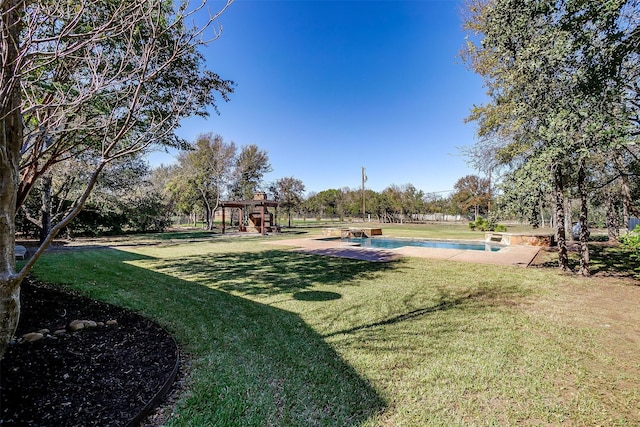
[577,160,590,276]
[0,0,24,360]
[616,154,631,234]
[564,197,573,242]
[621,178,631,233]
[554,164,569,271]
[606,189,619,241]
[205,207,211,230]
[40,174,53,244]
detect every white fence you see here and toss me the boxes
[411,214,463,222]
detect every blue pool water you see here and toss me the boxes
[342,237,503,252]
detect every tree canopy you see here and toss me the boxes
[168,134,237,230]
[462,0,640,273]
[0,0,233,359]
[270,177,305,227]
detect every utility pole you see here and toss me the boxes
[362,166,366,222]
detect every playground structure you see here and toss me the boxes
[219,192,279,235]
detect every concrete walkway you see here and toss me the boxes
[264,237,540,267]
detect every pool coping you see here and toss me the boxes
[264,237,541,267]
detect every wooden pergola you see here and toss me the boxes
[218,198,279,235]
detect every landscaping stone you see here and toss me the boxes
[21,332,44,343]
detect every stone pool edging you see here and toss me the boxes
[264,237,540,267]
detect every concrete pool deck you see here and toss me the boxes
[265,237,541,267]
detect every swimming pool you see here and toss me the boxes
[341,237,504,252]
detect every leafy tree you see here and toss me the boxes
[378,184,424,223]
[401,184,426,219]
[230,145,272,200]
[169,134,236,229]
[18,155,167,237]
[620,225,640,278]
[302,191,319,220]
[496,157,553,227]
[0,0,233,359]
[308,189,345,220]
[362,189,387,222]
[121,191,172,234]
[451,175,490,220]
[462,0,638,274]
[423,192,456,218]
[271,177,305,227]
[164,163,202,225]
[149,164,178,220]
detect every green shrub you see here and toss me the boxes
[469,217,507,233]
[620,225,640,278]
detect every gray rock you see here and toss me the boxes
[22,332,44,342]
[69,319,98,331]
[69,320,86,331]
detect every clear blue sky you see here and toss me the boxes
[148,0,487,196]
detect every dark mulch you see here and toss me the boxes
[0,278,179,426]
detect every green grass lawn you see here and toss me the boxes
[28,229,640,426]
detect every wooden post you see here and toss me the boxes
[261,204,265,235]
[221,208,226,234]
[362,166,366,222]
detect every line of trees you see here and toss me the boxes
[151,170,493,227]
[19,154,634,236]
[17,135,637,239]
[461,0,639,275]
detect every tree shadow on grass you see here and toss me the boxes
[31,249,386,426]
[535,244,640,278]
[324,285,521,339]
[141,230,220,241]
[151,249,404,297]
[588,244,640,278]
[293,290,342,301]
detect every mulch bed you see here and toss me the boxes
[0,278,179,426]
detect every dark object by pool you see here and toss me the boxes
[343,237,503,252]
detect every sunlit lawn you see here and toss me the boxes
[29,227,640,425]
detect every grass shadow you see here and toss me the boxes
[293,290,342,301]
[151,249,404,296]
[324,286,518,339]
[30,249,386,425]
[536,243,640,278]
[588,243,640,278]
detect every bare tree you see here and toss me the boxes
[0,0,233,359]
